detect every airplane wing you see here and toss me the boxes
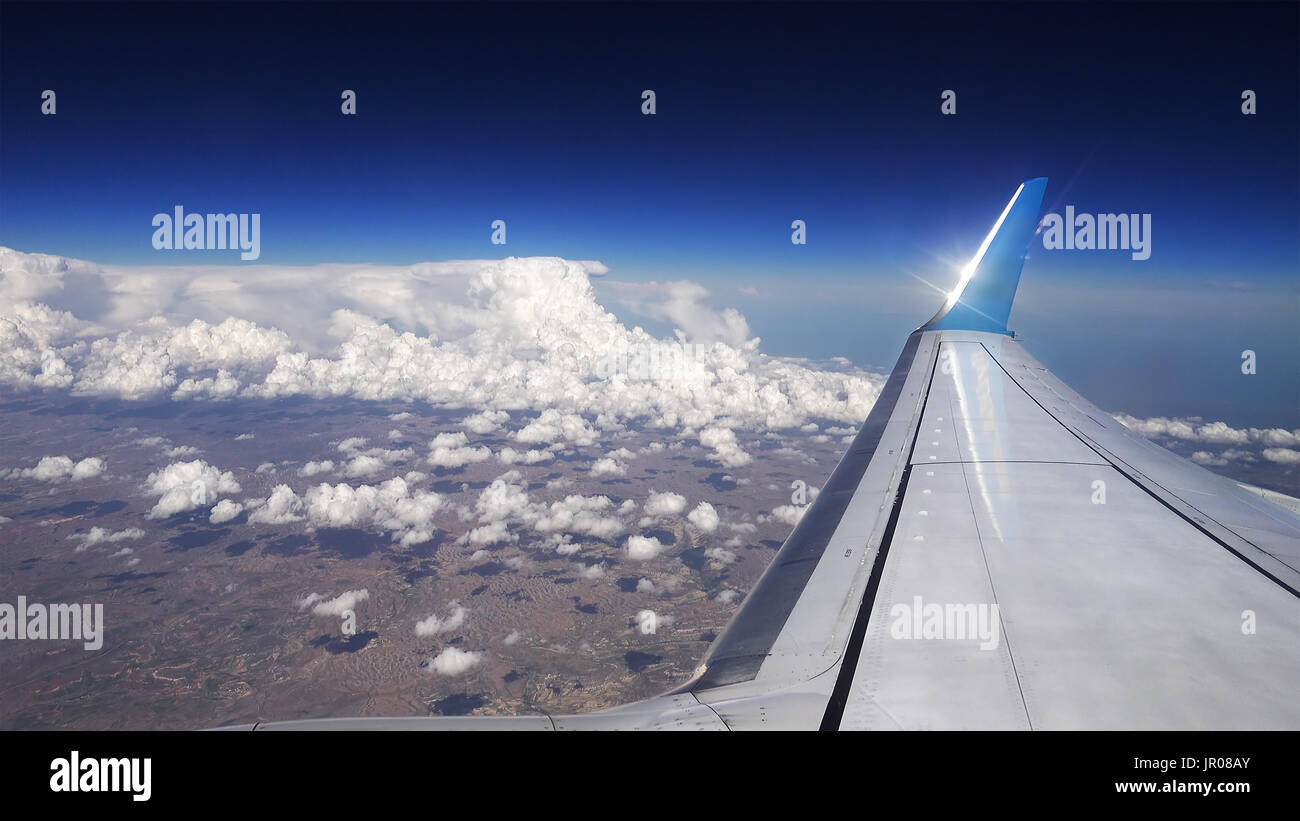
[224,178,1300,730]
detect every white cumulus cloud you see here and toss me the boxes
[415,603,467,637]
[0,250,883,447]
[209,499,244,524]
[687,501,720,533]
[6,455,106,483]
[143,459,240,518]
[302,588,369,617]
[68,526,145,552]
[627,535,665,561]
[426,646,483,676]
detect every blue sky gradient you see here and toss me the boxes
[1,1,1296,424]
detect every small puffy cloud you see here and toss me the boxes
[503,629,521,646]
[298,460,335,477]
[704,546,737,565]
[590,445,636,478]
[627,535,665,561]
[250,478,445,545]
[1191,449,1257,466]
[144,459,241,518]
[1194,421,1250,446]
[1255,428,1300,447]
[296,593,326,610]
[416,602,467,636]
[1114,414,1300,472]
[430,431,470,448]
[769,504,808,527]
[687,501,720,533]
[1113,414,1199,440]
[279,444,400,483]
[8,455,106,483]
[1115,414,1300,449]
[699,426,751,468]
[577,562,605,579]
[209,499,244,524]
[515,410,597,447]
[68,526,145,552]
[552,536,582,556]
[337,436,369,454]
[590,457,626,477]
[70,457,107,480]
[303,588,369,617]
[644,490,687,518]
[497,447,554,465]
[304,477,446,545]
[426,646,483,676]
[428,431,491,468]
[1263,448,1300,465]
[534,495,624,540]
[234,433,255,440]
[466,519,514,546]
[462,410,509,434]
[248,484,306,525]
[343,454,387,478]
[473,473,535,526]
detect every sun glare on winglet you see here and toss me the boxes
[921,177,1048,335]
[938,182,1024,314]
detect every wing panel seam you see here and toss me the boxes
[979,341,1300,600]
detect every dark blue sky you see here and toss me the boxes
[1,1,1297,424]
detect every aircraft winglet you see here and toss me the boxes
[921,177,1048,335]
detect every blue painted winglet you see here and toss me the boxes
[921,177,1048,335]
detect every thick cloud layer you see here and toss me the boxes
[1114,414,1300,466]
[0,249,882,440]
